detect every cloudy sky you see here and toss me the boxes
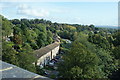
[0,1,118,26]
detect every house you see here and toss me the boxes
[34,42,60,67]
[53,34,61,42]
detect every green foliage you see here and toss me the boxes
[58,32,118,79]
[2,41,19,66]
[37,32,47,47]
[2,15,119,79]
[58,30,70,39]
[58,41,104,79]
[13,34,23,44]
[10,19,21,25]
[2,17,13,38]
[12,20,54,49]
[36,66,45,75]
[112,31,120,46]
[47,30,53,44]
[30,42,39,50]
[25,29,38,42]
[112,46,120,59]
[88,34,111,50]
[17,52,36,72]
[2,41,36,72]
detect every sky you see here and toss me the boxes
[0,1,118,26]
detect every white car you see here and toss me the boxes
[49,62,54,66]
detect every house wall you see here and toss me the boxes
[36,45,60,66]
[51,46,60,59]
[37,51,51,66]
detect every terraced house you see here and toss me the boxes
[34,42,60,67]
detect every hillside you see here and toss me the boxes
[1,15,120,79]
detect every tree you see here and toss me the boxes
[59,32,117,79]
[13,25,22,35]
[2,17,13,38]
[58,41,103,79]
[112,31,120,47]
[2,41,19,66]
[11,19,21,25]
[17,51,36,72]
[17,43,36,72]
[88,34,110,50]
[37,32,47,48]
[1,14,118,79]
[112,46,120,60]
[13,34,23,44]
[72,32,78,41]
[47,30,53,44]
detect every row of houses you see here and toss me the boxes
[1,42,60,79]
[34,42,60,68]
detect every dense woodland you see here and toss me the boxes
[1,14,120,79]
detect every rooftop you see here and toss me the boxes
[34,42,60,59]
[0,60,53,80]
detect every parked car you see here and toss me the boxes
[49,62,54,66]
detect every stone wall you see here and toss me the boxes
[37,51,51,66]
[51,46,60,59]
